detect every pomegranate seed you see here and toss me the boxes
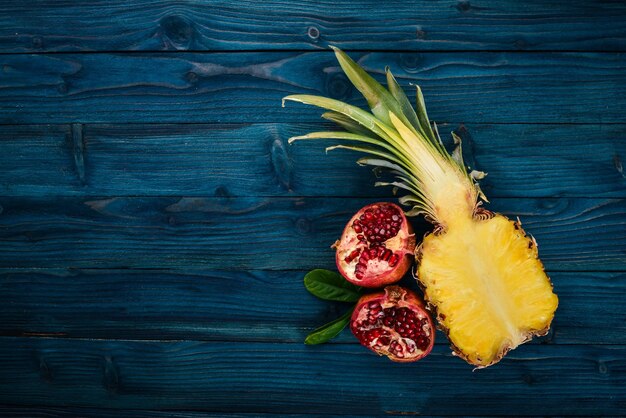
[382,249,392,261]
[388,254,400,267]
[344,249,361,263]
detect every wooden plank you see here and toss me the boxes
[0,269,622,345]
[0,337,624,415]
[1,1,625,52]
[2,123,625,198]
[0,196,622,270]
[1,52,625,124]
[0,407,412,418]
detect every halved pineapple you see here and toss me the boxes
[418,215,558,366]
[284,47,558,367]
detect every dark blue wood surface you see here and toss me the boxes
[0,1,625,416]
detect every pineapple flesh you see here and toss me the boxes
[419,215,558,366]
[284,47,558,367]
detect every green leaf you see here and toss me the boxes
[283,94,393,141]
[304,307,354,345]
[322,111,382,139]
[283,94,420,169]
[304,269,362,302]
[413,84,439,146]
[385,68,423,135]
[331,46,407,128]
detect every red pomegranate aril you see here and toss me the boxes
[351,286,435,363]
[344,249,361,263]
[335,202,415,288]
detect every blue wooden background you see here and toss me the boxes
[0,1,625,416]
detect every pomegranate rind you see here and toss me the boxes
[350,286,435,362]
[335,202,416,288]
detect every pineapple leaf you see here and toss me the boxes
[304,307,354,345]
[385,67,424,137]
[374,181,420,195]
[451,131,465,168]
[325,144,406,168]
[432,121,444,146]
[356,158,422,192]
[283,94,426,175]
[288,131,379,146]
[403,207,424,217]
[322,111,382,138]
[283,94,393,141]
[288,131,413,169]
[413,84,438,144]
[330,46,413,130]
[304,269,362,302]
[357,157,405,172]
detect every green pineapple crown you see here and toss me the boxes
[282,47,486,225]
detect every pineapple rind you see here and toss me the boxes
[417,214,558,368]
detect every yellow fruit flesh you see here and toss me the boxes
[418,214,558,367]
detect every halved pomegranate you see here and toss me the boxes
[335,202,415,288]
[351,286,435,362]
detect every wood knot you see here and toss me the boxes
[103,355,120,393]
[456,1,472,12]
[416,27,427,40]
[214,186,231,197]
[185,71,198,84]
[270,138,292,191]
[39,357,53,382]
[32,36,43,48]
[307,26,320,41]
[325,73,351,100]
[614,153,624,178]
[400,53,421,73]
[522,373,536,385]
[538,198,561,210]
[160,15,194,50]
[295,217,311,235]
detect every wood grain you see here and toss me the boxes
[1,0,625,52]
[0,337,624,415]
[0,269,623,345]
[0,407,415,418]
[1,123,625,198]
[1,52,625,124]
[0,196,622,270]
